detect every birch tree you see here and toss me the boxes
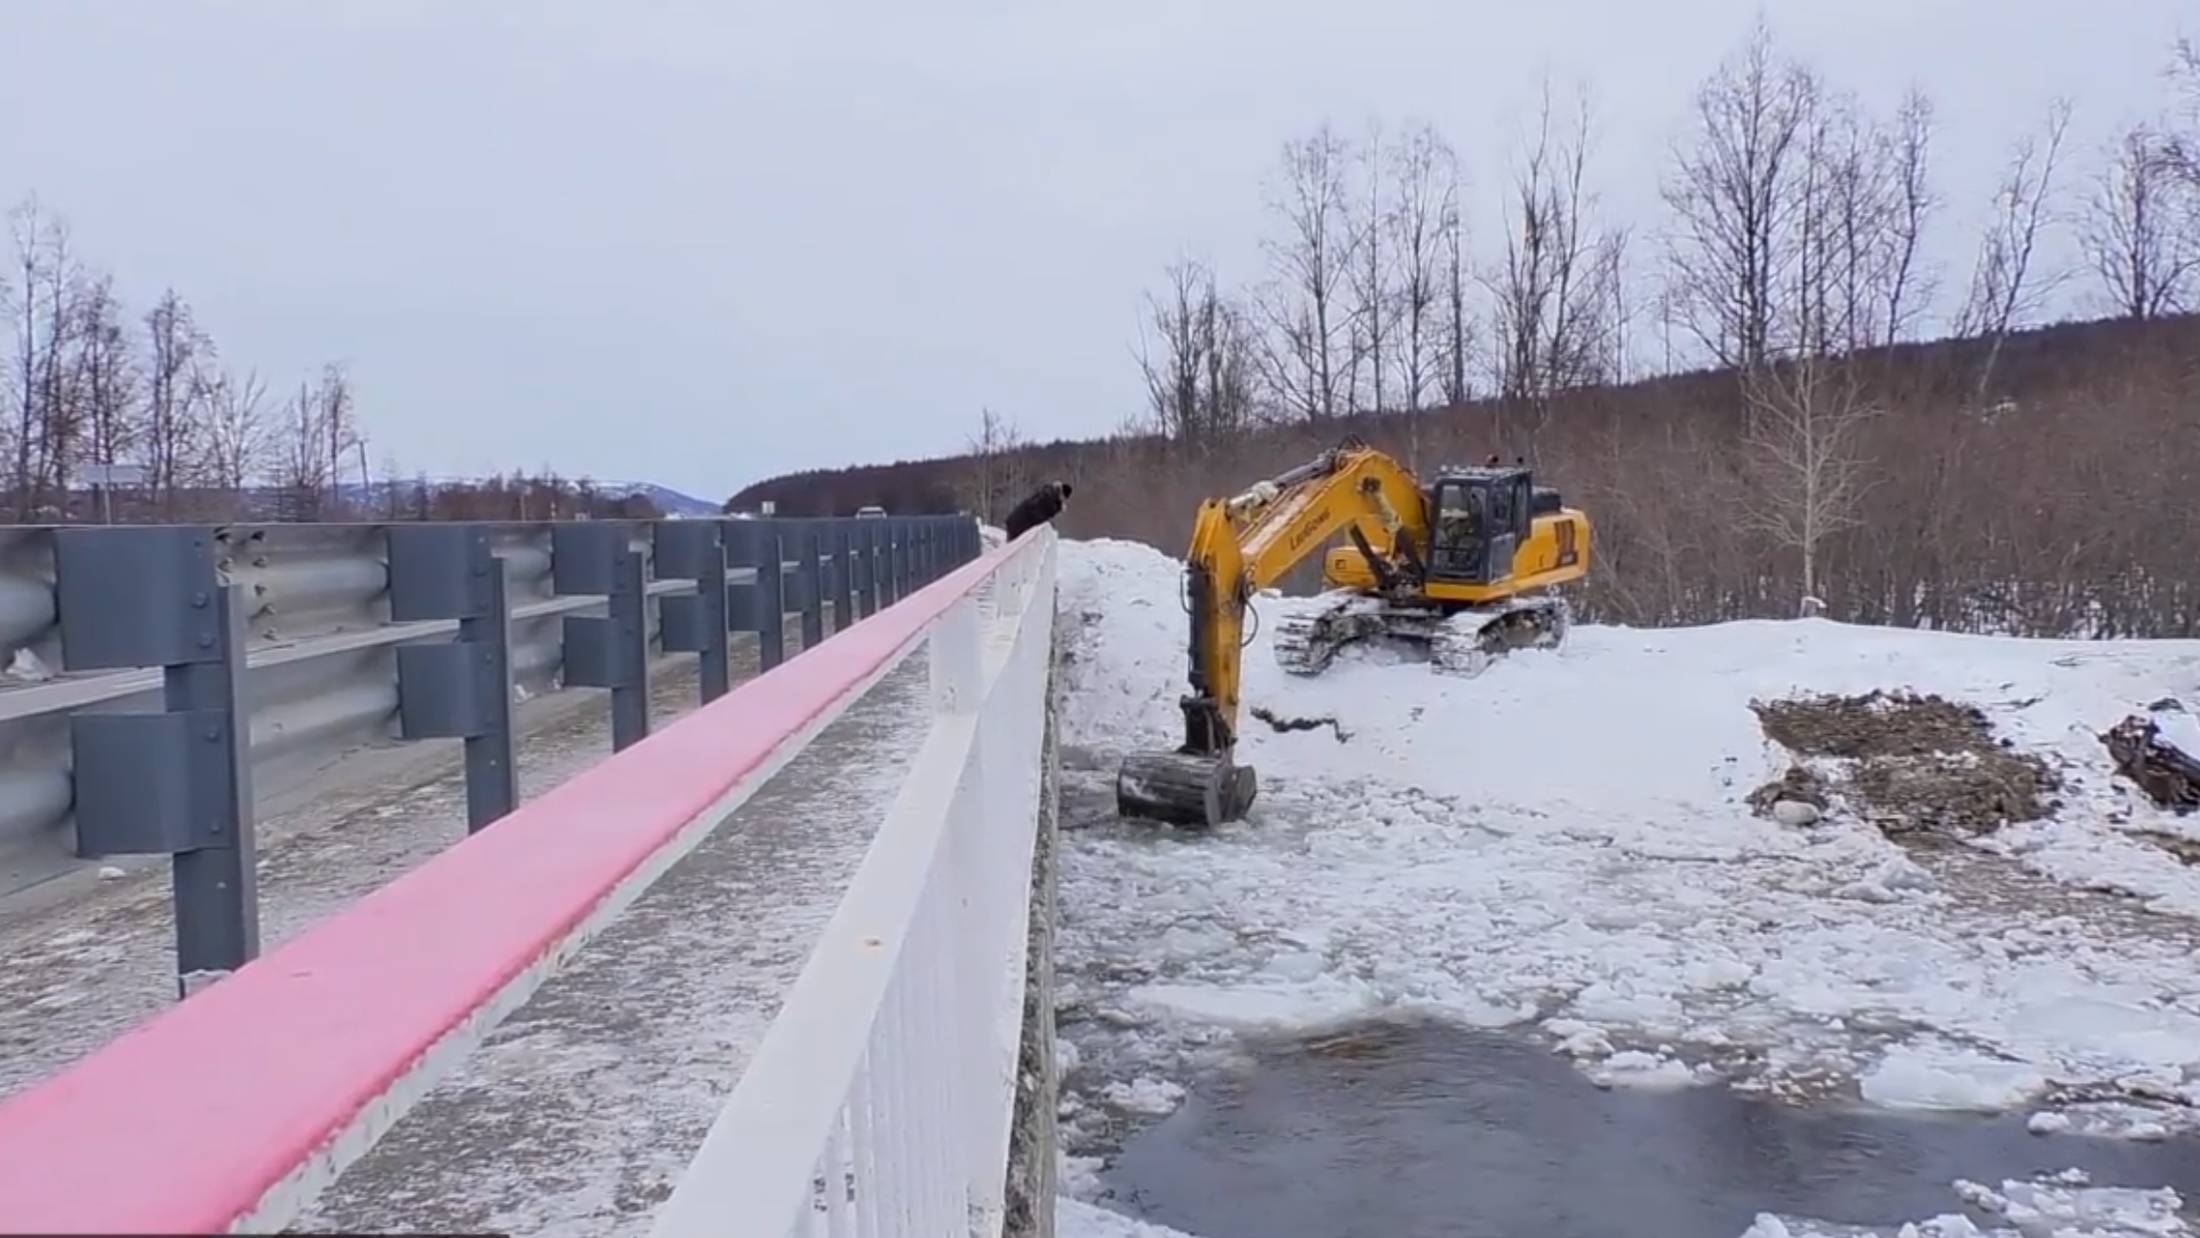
[1743,350,1875,608]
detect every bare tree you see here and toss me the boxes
[1389,123,1454,415]
[74,274,138,489]
[201,367,268,496]
[2080,122,2200,320]
[143,289,211,510]
[2165,39,2200,181]
[1957,100,2072,399]
[962,407,1028,525]
[1439,161,1473,407]
[1254,125,1358,422]
[1883,89,1938,344]
[8,199,88,518]
[1488,83,1620,440]
[1137,259,1256,445]
[28,217,85,515]
[318,362,356,515]
[1345,121,1390,414]
[1742,351,1876,608]
[1662,21,1818,369]
[277,378,330,518]
[8,199,45,518]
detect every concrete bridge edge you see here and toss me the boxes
[1001,617,1063,1238]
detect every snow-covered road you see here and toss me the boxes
[1051,538,2200,1237]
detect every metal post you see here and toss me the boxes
[834,523,857,632]
[55,527,260,997]
[165,587,255,993]
[390,524,518,833]
[893,523,911,599]
[553,524,652,753]
[760,527,786,669]
[726,522,788,672]
[798,524,825,650]
[609,547,650,749]
[855,523,877,620]
[655,521,731,704]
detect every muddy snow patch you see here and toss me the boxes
[1751,691,2057,838]
[1248,705,1351,743]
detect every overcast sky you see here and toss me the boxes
[0,2,2189,501]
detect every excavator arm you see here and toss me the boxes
[1119,439,1429,826]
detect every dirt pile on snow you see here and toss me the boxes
[1751,690,2057,836]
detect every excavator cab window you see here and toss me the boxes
[1428,477,1490,582]
[1429,467,1533,585]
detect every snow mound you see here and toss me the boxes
[1053,538,2200,1122]
[1057,1198,1206,1238]
[1741,1172,2187,1236]
[1056,539,1191,752]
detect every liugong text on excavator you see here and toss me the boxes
[1115,436,1592,828]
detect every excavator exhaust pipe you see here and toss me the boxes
[1116,750,1258,828]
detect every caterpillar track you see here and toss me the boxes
[1271,590,1571,678]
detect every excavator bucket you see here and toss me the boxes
[1116,749,1258,827]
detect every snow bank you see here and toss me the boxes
[1053,537,2200,1126]
[1742,1171,2188,1236]
[1057,1198,1205,1238]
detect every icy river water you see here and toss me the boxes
[1097,1019,2200,1238]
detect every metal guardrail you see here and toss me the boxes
[652,530,1056,1238]
[0,521,1043,1236]
[0,513,981,994]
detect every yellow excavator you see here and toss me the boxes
[1115,436,1592,827]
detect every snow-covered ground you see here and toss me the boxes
[1052,537,2200,1234]
[1744,1172,2187,1237]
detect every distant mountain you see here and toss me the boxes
[593,481,722,518]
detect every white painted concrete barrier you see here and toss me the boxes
[651,532,1056,1238]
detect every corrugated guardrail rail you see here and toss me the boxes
[0,520,1050,1237]
[0,514,980,992]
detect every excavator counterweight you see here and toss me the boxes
[1115,437,1591,827]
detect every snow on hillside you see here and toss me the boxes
[1053,538,2200,1165]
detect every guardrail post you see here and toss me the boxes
[893,523,911,599]
[854,523,877,620]
[726,522,786,671]
[388,524,519,834]
[554,523,651,752]
[54,527,258,998]
[655,520,731,703]
[796,523,825,649]
[833,523,857,632]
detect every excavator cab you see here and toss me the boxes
[1426,467,1543,586]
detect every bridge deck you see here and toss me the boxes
[292,652,930,1236]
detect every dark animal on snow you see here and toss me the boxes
[1004,481,1072,541]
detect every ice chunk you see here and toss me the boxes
[1860,1043,2046,1111]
